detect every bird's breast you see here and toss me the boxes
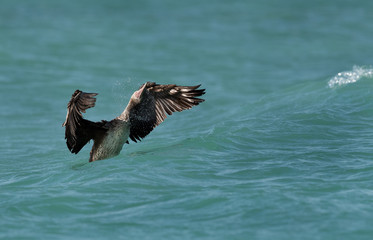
[91,120,130,161]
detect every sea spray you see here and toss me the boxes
[328,65,373,88]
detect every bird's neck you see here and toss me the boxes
[117,97,137,121]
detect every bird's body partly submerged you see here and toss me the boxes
[62,82,205,162]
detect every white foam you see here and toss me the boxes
[328,65,373,88]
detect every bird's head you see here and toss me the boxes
[131,83,147,103]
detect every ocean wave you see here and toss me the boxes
[328,66,373,88]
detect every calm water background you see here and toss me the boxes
[1,0,373,239]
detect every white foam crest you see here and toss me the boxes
[328,65,373,88]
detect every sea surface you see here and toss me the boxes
[1,0,373,239]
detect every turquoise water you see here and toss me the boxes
[1,0,373,239]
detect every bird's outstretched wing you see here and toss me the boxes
[62,90,106,154]
[129,82,205,142]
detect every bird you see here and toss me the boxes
[62,82,205,162]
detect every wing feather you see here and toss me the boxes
[62,90,106,154]
[129,82,205,142]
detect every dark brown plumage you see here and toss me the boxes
[129,82,205,142]
[62,90,107,154]
[62,82,205,162]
